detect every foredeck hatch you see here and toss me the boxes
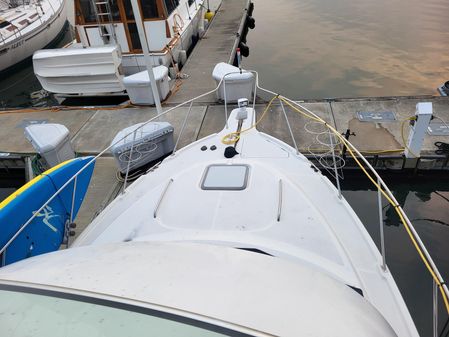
[201,165,249,190]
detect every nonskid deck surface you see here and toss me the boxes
[73,107,418,336]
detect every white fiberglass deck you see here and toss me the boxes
[73,107,419,337]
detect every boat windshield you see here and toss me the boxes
[0,286,252,337]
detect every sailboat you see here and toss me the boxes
[0,0,67,73]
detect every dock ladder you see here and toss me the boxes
[91,0,117,44]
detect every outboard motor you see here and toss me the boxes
[437,81,449,96]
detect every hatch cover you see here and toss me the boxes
[428,122,449,136]
[356,111,396,122]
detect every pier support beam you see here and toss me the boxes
[24,156,34,182]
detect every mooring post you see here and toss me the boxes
[404,102,433,168]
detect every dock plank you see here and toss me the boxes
[0,109,95,154]
[72,106,207,154]
[167,0,249,104]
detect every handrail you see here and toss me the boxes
[0,69,447,333]
[0,74,229,259]
[276,179,282,222]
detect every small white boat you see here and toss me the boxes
[33,0,220,100]
[0,0,67,73]
[0,72,447,336]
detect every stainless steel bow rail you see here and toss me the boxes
[0,70,447,336]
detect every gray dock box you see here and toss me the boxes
[24,123,75,168]
[110,122,174,173]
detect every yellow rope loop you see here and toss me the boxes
[221,132,240,145]
[278,96,449,314]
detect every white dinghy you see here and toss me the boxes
[0,73,447,336]
[33,0,221,100]
[0,0,67,73]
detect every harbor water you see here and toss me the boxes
[247,0,449,99]
[1,0,449,335]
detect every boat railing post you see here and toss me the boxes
[279,98,299,154]
[223,74,229,128]
[277,179,283,222]
[433,279,438,337]
[377,177,387,271]
[122,130,137,193]
[173,100,194,153]
[329,132,342,198]
[251,71,257,113]
[1,251,5,267]
[70,176,77,224]
[185,3,191,20]
[66,175,78,248]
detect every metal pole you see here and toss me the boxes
[122,130,137,193]
[129,0,163,115]
[185,3,191,19]
[377,177,387,271]
[24,156,34,181]
[329,132,341,198]
[433,280,438,337]
[277,179,283,222]
[279,98,299,154]
[173,101,194,153]
[70,176,77,224]
[223,74,229,128]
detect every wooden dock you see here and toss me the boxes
[2,95,449,237]
[167,0,251,103]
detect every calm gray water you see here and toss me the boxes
[1,0,449,335]
[247,0,449,98]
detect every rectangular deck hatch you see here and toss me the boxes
[428,122,449,136]
[201,165,249,190]
[356,111,396,122]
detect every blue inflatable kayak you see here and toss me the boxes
[0,156,95,266]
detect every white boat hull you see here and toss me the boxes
[32,0,206,97]
[0,0,67,73]
[34,45,125,94]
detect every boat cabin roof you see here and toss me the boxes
[0,241,396,336]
